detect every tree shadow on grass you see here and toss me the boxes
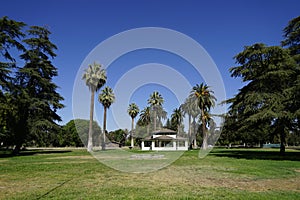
[0,149,72,158]
[210,149,300,161]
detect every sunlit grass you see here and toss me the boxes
[0,148,299,199]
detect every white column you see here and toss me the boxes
[141,141,145,150]
[174,141,177,150]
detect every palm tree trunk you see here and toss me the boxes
[201,109,208,150]
[147,123,150,135]
[188,114,192,148]
[102,107,107,150]
[131,117,134,147]
[158,117,161,130]
[87,91,94,152]
[154,108,157,131]
[193,118,197,148]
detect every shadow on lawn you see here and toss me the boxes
[0,149,72,158]
[210,149,300,161]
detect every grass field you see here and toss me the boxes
[0,148,300,199]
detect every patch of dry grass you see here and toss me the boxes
[0,149,300,199]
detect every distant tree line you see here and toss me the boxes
[58,120,127,148]
[56,119,102,147]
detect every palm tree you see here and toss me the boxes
[82,62,106,152]
[98,86,115,150]
[181,97,193,147]
[171,107,183,134]
[127,103,139,148]
[138,106,151,135]
[181,95,201,148]
[147,91,164,131]
[190,102,200,148]
[191,83,216,150]
[156,105,167,129]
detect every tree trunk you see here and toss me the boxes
[131,117,134,147]
[158,117,161,129]
[279,124,286,154]
[13,119,27,155]
[193,118,197,148]
[13,144,22,155]
[87,91,94,152]
[147,123,150,135]
[188,114,192,148]
[102,107,107,150]
[202,129,208,150]
[201,109,208,150]
[153,107,157,131]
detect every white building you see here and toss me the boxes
[141,129,188,151]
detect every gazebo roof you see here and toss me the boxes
[153,135,175,141]
[141,128,188,141]
[143,136,152,141]
[142,135,188,141]
[152,128,177,135]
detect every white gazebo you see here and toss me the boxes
[141,129,188,151]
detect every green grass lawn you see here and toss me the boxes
[0,148,299,199]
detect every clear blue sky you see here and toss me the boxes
[2,0,300,131]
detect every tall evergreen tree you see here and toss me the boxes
[228,43,297,153]
[282,16,300,61]
[282,16,300,135]
[0,17,26,146]
[12,25,64,153]
[0,17,25,90]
